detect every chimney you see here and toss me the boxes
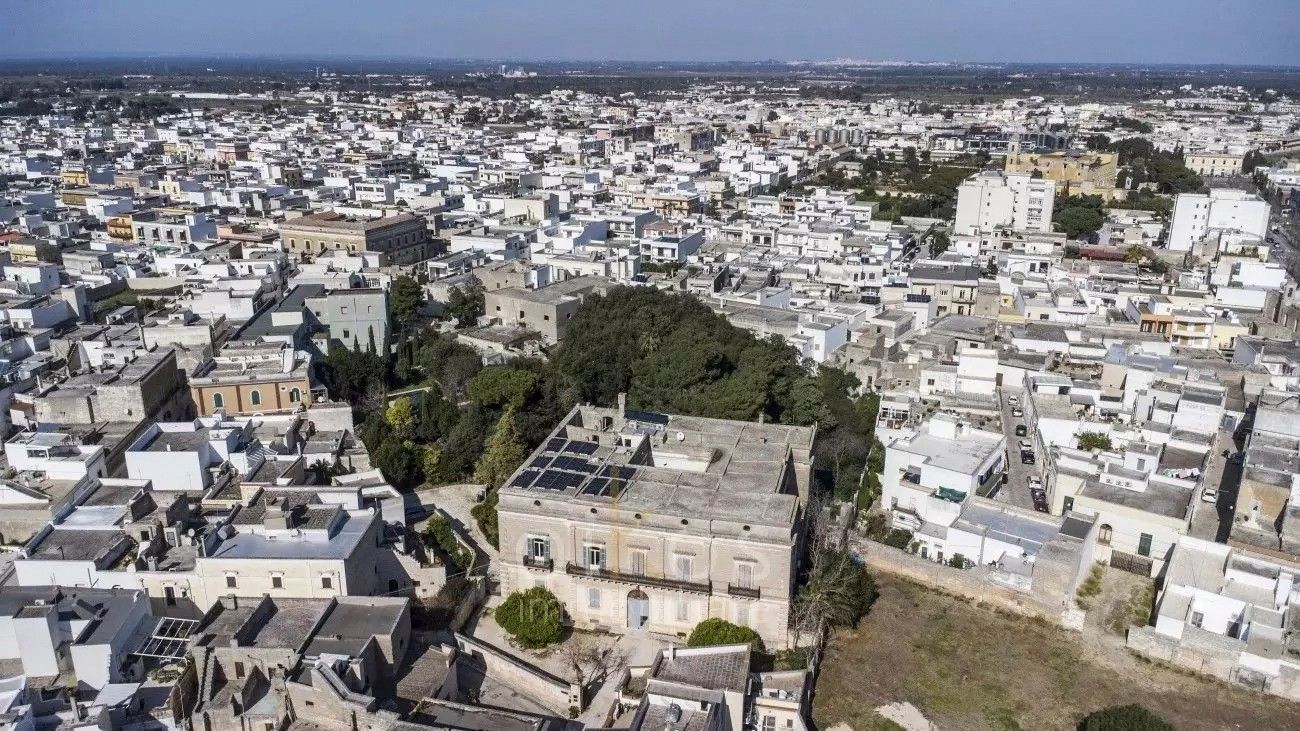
[617,392,627,417]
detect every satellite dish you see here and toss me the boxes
[676,431,685,442]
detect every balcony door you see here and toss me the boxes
[626,588,650,630]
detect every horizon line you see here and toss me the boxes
[1,53,1298,71]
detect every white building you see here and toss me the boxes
[1151,536,1300,687]
[954,171,1055,234]
[1167,189,1270,253]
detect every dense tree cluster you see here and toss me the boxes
[328,287,878,542]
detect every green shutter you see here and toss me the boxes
[1138,533,1153,557]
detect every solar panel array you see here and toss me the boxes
[510,437,637,497]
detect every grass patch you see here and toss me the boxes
[812,573,1300,731]
[1106,581,1157,635]
[1075,562,1105,610]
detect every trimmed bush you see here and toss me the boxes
[686,618,766,653]
[496,587,565,648]
[1079,704,1174,731]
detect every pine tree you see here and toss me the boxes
[474,407,526,488]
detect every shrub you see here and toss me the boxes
[1078,432,1113,451]
[947,553,968,569]
[1076,563,1105,610]
[496,587,565,648]
[1079,704,1174,731]
[422,515,472,571]
[881,528,913,550]
[686,618,766,653]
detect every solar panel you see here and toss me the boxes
[529,456,553,470]
[533,471,563,490]
[552,456,594,473]
[546,438,566,452]
[563,441,598,455]
[581,477,609,496]
[626,410,670,425]
[509,469,540,489]
[554,471,584,490]
[600,465,638,481]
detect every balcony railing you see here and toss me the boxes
[727,584,761,599]
[565,562,712,594]
[522,555,553,571]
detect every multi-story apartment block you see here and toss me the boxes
[1167,189,1269,252]
[953,170,1055,234]
[907,263,981,317]
[496,400,816,650]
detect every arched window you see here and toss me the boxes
[289,388,302,403]
[212,393,224,409]
[249,390,262,406]
[1098,524,1113,545]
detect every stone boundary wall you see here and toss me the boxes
[854,539,1081,629]
[453,632,582,715]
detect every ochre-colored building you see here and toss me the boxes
[1005,150,1119,198]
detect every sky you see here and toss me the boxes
[3,0,1298,66]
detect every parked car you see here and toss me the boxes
[1020,450,1036,465]
[1007,395,1020,406]
[1011,407,1024,418]
[1028,475,1043,489]
[1018,439,1033,451]
[1030,489,1049,513]
[1201,488,1218,504]
[1015,424,1027,437]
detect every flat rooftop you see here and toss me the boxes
[502,404,813,526]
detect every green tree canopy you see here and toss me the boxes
[1055,206,1105,240]
[1079,704,1175,731]
[468,366,538,410]
[445,277,485,328]
[474,407,527,489]
[390,275,425,332]
[496,587,566,648]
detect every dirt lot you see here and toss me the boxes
[813,573,1300,731]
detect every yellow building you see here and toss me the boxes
[1006,150,1119,198]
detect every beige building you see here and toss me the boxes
[1185,152,1245,178]
[496,400,816,650]
[279,211,430,265]
[484,275,609,344]
[1005,150,1119,197]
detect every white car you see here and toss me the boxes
[1007,395,1020,406]
[1028,475,1043,489]
[1201,488,1218,504]
[1018,439,1034,451]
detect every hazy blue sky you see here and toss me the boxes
[4,0,1298,65]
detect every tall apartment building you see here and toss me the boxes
[1167,189,1270,252]
[495,400,816,650]
[279,211,429,265]
[953,170,1055,234]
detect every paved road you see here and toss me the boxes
[1187,429,1245,543]
[994,391,1039,512]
